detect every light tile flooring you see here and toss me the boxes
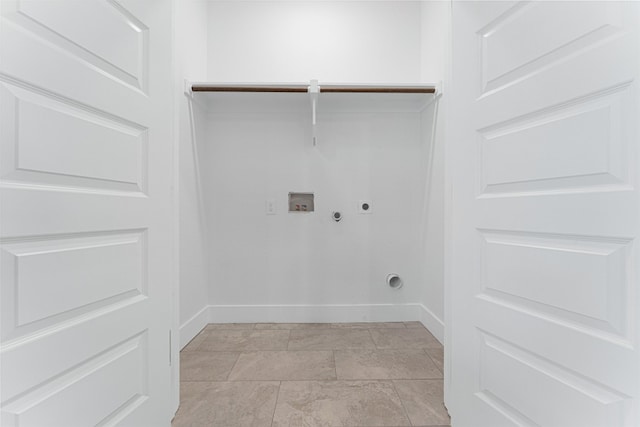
[172,322,450,427]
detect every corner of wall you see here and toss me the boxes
[419,303,444,344]
[176,0,210,345]
[179,305,209,349]
[418,0,449,346]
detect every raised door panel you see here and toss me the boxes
[14,0,147,91]
[450,1,639,425]
[2,333,148,427]
[0,1,173,426]
[0,82,148,194]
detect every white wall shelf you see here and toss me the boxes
[189,81,438,113]
[190,81,436,94]
[188,80,439,145]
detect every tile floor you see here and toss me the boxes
[172,322,450,427]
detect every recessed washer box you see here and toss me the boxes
[288,192,314,212]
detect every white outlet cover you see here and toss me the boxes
[358,200,372,214]
[266,198,276,215]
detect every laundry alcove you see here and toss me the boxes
[2,0,638,424]
[177,0,448,347]
[173,1,640,425]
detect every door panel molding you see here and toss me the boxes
[450,1,640,425]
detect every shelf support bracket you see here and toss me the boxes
[309,79,319,146]
[184,79,194,99]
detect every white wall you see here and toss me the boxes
[204,105,428,321]
[175,0,449,330]
[417,0,449,340]
[176,0,210,343]
[206,1,423,83]
[420,1,448,85]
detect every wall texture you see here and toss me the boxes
[206,1,423,83]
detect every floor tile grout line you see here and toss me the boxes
[190,349,336,353]
[332,350,338,380]
[367,328,379,350]
[423,348,444,377]
[391,379,415,427]
[181,377,443,383]
[225,351,243,381]
[270,380,282,427]
[211,323,411,330]
[179,379,284,383]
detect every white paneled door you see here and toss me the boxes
[0,1,174,426]
[450,1,640,426]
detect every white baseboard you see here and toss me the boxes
[418,303,444,344]
[179,305,209,349]
[206,303,422,324]
[180,303,445,349]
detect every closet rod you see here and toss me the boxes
[191,84,436,94]
[320,86,435,94]
[191,84,308,93]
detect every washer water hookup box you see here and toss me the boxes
[288,192,314,212]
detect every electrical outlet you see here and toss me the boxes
[266,199,276,215]
[358,200,372,214]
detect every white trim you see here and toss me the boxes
[443,0,454,412]
[206,303,422,324]
[180,303,445,350]
[418,303,444,344]
[179,306,209,349]
[170,0,181,415]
